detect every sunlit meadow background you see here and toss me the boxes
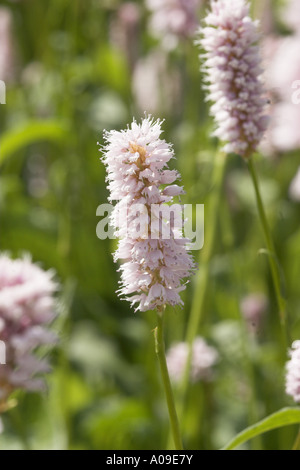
[0,0,300,450]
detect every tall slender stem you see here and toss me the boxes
[247,157,288,351]
[154,310,183,450]
[180,151,226,403]
[220,197,263,449]
[166,151,226,451]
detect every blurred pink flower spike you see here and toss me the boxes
[0,254,58,404]
[240,293,268,334]
[147,0,202,50]
[167,337,219,383]
[286,340,300,403]
[262,35,300,154]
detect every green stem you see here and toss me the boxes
[166,151,226,450]
[247,157,288,351]
[220,197,262,449]
[154,310,183,450]
[292,428,300,450]
[181,150,227,402]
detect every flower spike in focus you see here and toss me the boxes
[100,116,195,312]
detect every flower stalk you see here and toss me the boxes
[181,150,226,404]
[154,308,183,450]
[247,157,288,351]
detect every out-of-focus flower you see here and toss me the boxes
[289,167,300,202]
[0,7,16,82]
[110,2,141,71]
[0,254,58,404]
[266,36,300,101]
[132,51,181,114]
[240,293,268,334]
[283,0,300,33]
[268,102,300,153]
[198,0,268,158]
[285,340,300,403]
[262,35,300,153]
[101,116,195,312]
[167,337,218,383]
[147,0,202,49]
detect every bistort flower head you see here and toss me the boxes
[285,340,300,403]
[197,0,268,158]
[0,254,58,404]
[166,337,218,383]
[101,116,195,312]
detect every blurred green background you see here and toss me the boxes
[0,0,300,450]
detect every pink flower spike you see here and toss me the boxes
[101,116,195,312]
[0,254,58,403]
[197,0,269,158]
[286,341,300,403]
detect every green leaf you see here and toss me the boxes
[222,407,300,450]
[0,120,69,164]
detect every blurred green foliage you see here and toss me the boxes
[0,0,300,450]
